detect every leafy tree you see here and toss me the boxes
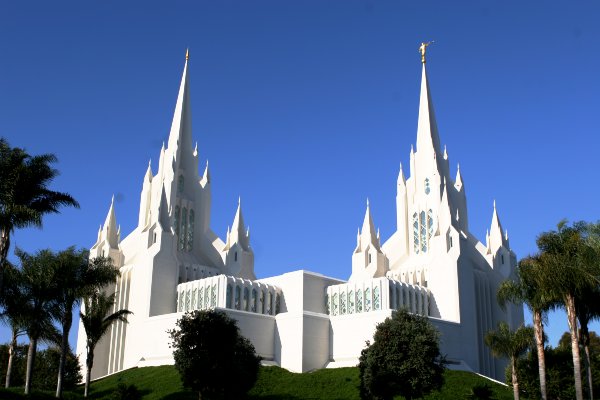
[536,220,596,400]
[0,138,79,292]
[80,290,131,397]
[169,310,260,400]
[497,255,557,400]
[15,248,61,395]
[0,344,81,391]
[358,309,445,400]
[52,249,118,398]
[485,322,534,400]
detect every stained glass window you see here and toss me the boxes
[199,288,204,310]
[325,294,330,314]
[374,286,380,310]
[427,209,433,240]
[332,293,338,316]
[420,211,427,252]
[340,292,346,315]
[191,288,197,309]
[174,206,180,236]
[179,208,187,251]
[365,288,371,311]
[413,213,419,254]
[357,290,363,312]
[348,290,354,314]
[178,175,184,193]
[205,286,211,309]
[187,210,194,251]
[275,294,281,314]
[226,285,232,308]
[243,287,249,311]
[211,285,217,307]
[252,289,257,312]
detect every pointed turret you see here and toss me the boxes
[489,200,509,252]
[228,197,250,251]
[139,161,154,228]
[103,196,119,249]
[359,199,379,251]
[397,163,406,186]
[200,160,210,188]
[350,199,389,281]
[455,163,463,190]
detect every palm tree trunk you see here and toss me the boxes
[566,294,584,400]
[5,328,17,388]
[24,337,37,395]
[56,316,72,398]
[84,347,94,398]
[0,226,10,292]
[533,310,548,400]
[580,323,594,400]
[511,356,520,400]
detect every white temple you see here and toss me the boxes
[76,48,523,382]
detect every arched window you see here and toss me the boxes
[226,285,232,309]
[243,287,250,311]
[187,210,194,251]
[205,285,211,309]
[413,213,419,254]
[178,175,184,193]
[234,286,241,310]
[191,288,197,310]
[211,285,217,307]
[199,288,204,310]
[185,290,190,312]
[420,211,427,253]
[179,208,187,251]
[357,290,363,313]
[373,286,380,310]
[325,294,330,314]
[340,291,346,315]
[365,288,371,311]
[332,293,338,316]
[427,209,433,240]
[275,293,281,314]
[266,292,272,315]
[348,290,355,314]
[251,288,257,312]
[174,206,180,235]
[261,290,266,314]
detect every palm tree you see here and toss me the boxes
[577,221,600,400]
[52,249,119,398]
[16,248,62,395]
[0,261,27,388]
[0,137,79,292]
[536,220,596,400]
[485,322,534,400]
[497,255,557,400]
[80,290,131,397]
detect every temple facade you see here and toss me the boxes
[76,50,523,381]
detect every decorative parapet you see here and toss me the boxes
[176,275,282,315]
[326,277,429,317]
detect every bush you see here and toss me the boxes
[358,309,445,400]
[169,310,260,399]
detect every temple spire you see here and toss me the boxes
[103,196,119,248]
[360,199,379,250]
[166,49,193,168]
[416,58,442,159]
[229,197,249,250]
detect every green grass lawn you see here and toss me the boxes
[0,365,513,399]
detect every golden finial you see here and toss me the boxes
[419,41,434,64]
[185,48,189,61]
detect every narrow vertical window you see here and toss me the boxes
[413,212,419,254]
[374,286,380,310]
[252,289,257,312]
[340,292,346,315]
[179,207,187,251]
[178,175,184,193]
[357,290,363,313]
[235,251,238,262]
[187,210,194,251]
[226,285,232,308]
[332,293,339,316]
[368,253,371,264]
[243,287,249,311]
[427,209,433,239]
[174,206,180,235]
[348,290,355,314]
[211,284,217,307]
[199,288,204,310]
[234,286,241,310]
[365,288,371,311]
[420,211,427,252]
[275,294,281,314]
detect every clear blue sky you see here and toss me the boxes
[1,1,599,351]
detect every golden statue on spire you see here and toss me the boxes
[419,41,434,63]
[186,48,189,61]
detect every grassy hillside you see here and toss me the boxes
[0,365,513,399]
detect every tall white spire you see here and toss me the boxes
[416,63,442,159]
[489,200,509,252]
[165,49,194,171]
